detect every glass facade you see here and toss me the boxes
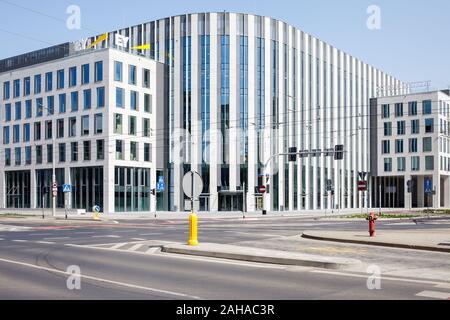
[114,167,151,212]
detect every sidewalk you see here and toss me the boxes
[162,242,361,270]
[302,229,450,253]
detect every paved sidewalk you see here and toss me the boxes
[162,242,361,270]
[302,229,450,253]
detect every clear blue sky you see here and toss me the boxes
[1,0,449,89]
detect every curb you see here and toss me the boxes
[161,244,361,270]
[301,232,450,254]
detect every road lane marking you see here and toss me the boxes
[110,243,127,250]
[416,291,450,300]
[146,247,161,254]
[92,235,121,238]
[128,244,144,251]
[0,257,202,299]
[36,241,56,245]
[131,238,146,241]
[12,240,27,243]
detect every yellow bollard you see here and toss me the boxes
[188,211,199,246]
[93,206,101,221]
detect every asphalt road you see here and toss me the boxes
[0,215,449,300]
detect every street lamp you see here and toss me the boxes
[37,102,56,218]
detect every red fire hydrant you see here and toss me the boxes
[366,213,378,237]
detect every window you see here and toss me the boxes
[425,118,434,133]
[423,137,432,152]
[71,92,79,111]
[411,119,420,134]
[116,140,124,160]
[45,72,53,92]
[47,144,53,163]
[410,156,418,171]
[25,146,31,165]
[397,121,405,135]
[143,68,150,88]
[130,142,138,161]
[3,127,9,144]
[94,61,103,82]
[13,125,20,143]
[71,142,78,162]
[425,156,434,171]
[129,116,136,135]
[15,147,21,166]
[144,93,152,113]
[24,77,31,96]
[397,157,405,172]
[130,91,138,110]
[114,114,123,134]
[5,148,11,166]
[384,122,392,136]
[81,115,89,136]
[69,67,77,87]
[57,119,64,138]
[25,100,32,118]
[36,146,42,164]
[83,89,91,109]
[47,96,54,115]
[129,65,137,85]
[382,141,390,154]
[59,94,66,113]
[97,87,105,108]
[96,140,104,160]
[45,121,52,140]
[384,158,392,172]
[36,98,43,117]
[3,81,10,100]
[34,75,41,94]
[144,143,151,162]
[143,118,150,137]
[5,103,11,121]
[15,102,21,120]
[94,114,103,134]
[395,139,404,153]
[83,141,91,161]
[57,69,64,89]
[23,123,30,142]
[13,79,20,98]
[423,100,432,115]
[34,122,41,141]
[409,138,418,153]
[59,143,66,163]
[408,101,417,116]
[382,104,390,118]
[395,103,403,117]
[114,61,123,82]
[69,117,76,137]
[116,88,124,108]
[81,64,90,84]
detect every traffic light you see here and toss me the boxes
[288,147,297,162]
[334,145,344,160]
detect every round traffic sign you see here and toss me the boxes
[259,185,266,194]
[182,171,203,199]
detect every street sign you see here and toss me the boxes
[358,181,367,192]
[358,172,368,180]
[182,171,203,199]
[52,182,58,197]
[156,176,165,192]
[326,179,333,192]
[63,184,71,193]
[259,185,266,194]
[424,179,433,194]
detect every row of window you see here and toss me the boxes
[114,61,151,88]
[381,137,433,154]
[439,137,450,154]
[383,156,434,172]
[5,140,105,166]
[383,119,434,136]
[381,100,432,118]
[113,114,152,137]
[440,156,450,172]
[439,100,450,118]
[3,114,104,144]
[2,62,103,100]
[115,87,152,112]
[2,87,105,122]
[115,140,153,162]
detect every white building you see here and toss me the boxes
[0,47,165,214]
[370,90,450,209]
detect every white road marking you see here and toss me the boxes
[131,238,146,241]
[0,257,201,299]
[110,243,127,250]
[416,291,450,300]
[36,241,55,245]
[92,235,121,238]
[0,238,3,241]
[12,240,27,243]
[128,244,144,251]
[435,283,450,289]
[146,247,160,254]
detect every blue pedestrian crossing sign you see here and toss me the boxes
[156,176,165,192]
[424,179,433,194]
[63,184,71,193]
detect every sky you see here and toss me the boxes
[0,0,449,90]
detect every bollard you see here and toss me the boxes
[93,206,101,221]
[188,211,199,246]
